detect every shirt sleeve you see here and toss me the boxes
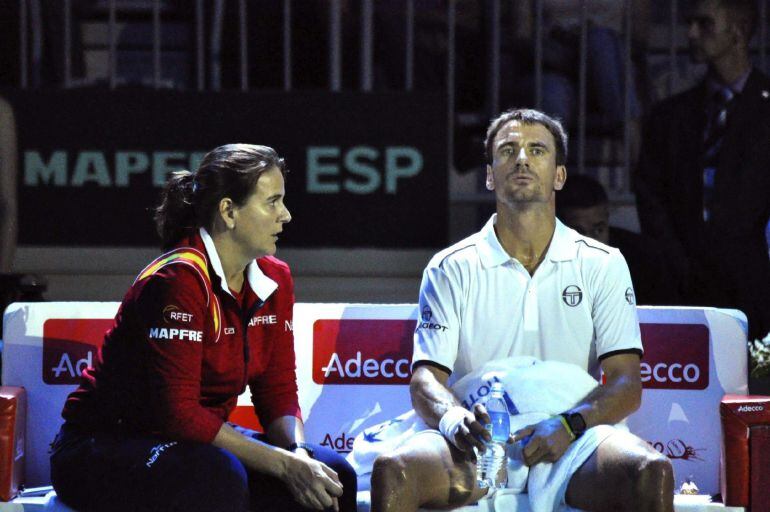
[589,249,644,359]
[135,270,224,443]
[412,262,462,373]
[249,271,302,427]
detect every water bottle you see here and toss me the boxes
[476,382,510,489]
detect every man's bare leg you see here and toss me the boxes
[565,430,674,512]
[370,431,488,512]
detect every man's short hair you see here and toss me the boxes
[485,109,568,166]
[555,174,608,218]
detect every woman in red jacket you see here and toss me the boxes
[50,144,356,512]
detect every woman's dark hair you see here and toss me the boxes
[154,144,286,250]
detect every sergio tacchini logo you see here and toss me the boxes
[562,285,583,307]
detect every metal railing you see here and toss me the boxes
[14,0,770,201]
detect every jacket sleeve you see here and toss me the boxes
[249,269,302,427]
[134,268,224,443]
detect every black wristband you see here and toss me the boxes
[560,412,587,439]
[287,442,315,458]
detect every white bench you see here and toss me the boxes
[1,303,749,511]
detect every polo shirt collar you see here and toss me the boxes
[477,215,510,268]
[476,214,577,267]
[547,219,578,262]
[198,228,278,301]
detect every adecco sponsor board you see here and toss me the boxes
[639,323,709,390]
[312,319,414,384]
[42,317,709,390]
[42,319,113,384]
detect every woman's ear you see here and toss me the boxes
[218,197,236,230]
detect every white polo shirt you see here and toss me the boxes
[413,215,642,385]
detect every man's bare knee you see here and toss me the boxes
[614,449,674,512]
[445,458,479,506]
[371,453,421,512]
[632,451,674,506]
[372,453,407,485]
[372,453,413,496]
[567,433,675,512]
[370,437,486,511]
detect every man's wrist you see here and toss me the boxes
[556,414,576,441]
[438,405,468,447]
[287,441,315,458]
[559,411,587,440]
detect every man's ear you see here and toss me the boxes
[486,165,495,191]
[554,165,567,191]
[218,197,236,230]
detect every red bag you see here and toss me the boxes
[720,394,770,509]
[0,387,26,501]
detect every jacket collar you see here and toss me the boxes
[198,228,278,302]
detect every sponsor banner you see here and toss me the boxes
[3,302,749,493]
[639,323,709,390]
[644,436,707,463]
[628,308,748,498]
[42,318,112,385]
[294,304,417,456]
[319,431,358,454]
[7,89,447,248]
[312,319,414,385]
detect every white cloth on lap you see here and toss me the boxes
[347,356,627,512]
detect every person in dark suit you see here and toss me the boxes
[634,0,770,341]
[556,174,677,306]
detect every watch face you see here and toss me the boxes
[569,413,586,435]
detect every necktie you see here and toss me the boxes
[702,87,734,222]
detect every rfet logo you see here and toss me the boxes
[639,323,709,390]
[42,318,112,384]
[313,319,414,384]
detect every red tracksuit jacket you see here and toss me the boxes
[61,229,301,443]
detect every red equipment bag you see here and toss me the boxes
[720,394,770,509]
[0,387,26,501]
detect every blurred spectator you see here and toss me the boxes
[634,0,770,341]
[220,0,327,89]
[0,1,88,88]
[0,95,17,273]
[0,1,20,86]
[375,1,484,105]
[509,0,650,134]
[557,174,676,306]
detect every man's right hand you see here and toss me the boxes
[282,452,343,511]
[439,403,494,456]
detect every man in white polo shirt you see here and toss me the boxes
[370,109,674,511]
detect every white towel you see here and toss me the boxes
[347,356,626,511]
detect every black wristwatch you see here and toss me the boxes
[287,442,315,458]
[560,412,587,439]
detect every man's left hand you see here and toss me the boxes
[513,417,573,466]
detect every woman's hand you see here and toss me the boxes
[281,451,343,511]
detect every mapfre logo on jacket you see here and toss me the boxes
[312,319,414,385]
[135,247,222,343]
